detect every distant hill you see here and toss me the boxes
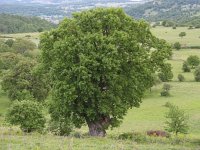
[0,14,55,34]
[126,0,200,26]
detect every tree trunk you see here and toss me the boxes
[87,121,106,137]
[86,116,111,137]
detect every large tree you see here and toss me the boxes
[40,8,172,137]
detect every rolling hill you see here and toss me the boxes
[0,14,55,33]
[126,0,200,26]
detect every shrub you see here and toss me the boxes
[163,83,171,91]
[187,55,200,69]
[37,28,43,32]
[165,104,189,135]
[172,26,176,29]
[48,103,73,136]
[161,91,170,97]
[179,32,186,38]
[164,102,173,108]
[182,62,191,72]
[6,100,46,133]
[158,64,173,82]
[118,132,147,143]
[173,42,181,50]
[5,39,14,47]
[194,66,200,82]
[178,74,185,82]
[161,83,171,97]
[188,26,193,30]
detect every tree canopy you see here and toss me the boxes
[40,8,172,137]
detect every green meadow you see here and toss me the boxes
[0,27,200,149]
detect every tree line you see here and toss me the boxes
[0,14,55,34]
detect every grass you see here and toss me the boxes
[0,32,41,45]
[1,27,200,149]
[151,26,200,47]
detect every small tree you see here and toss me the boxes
[173,42,181,50]
[179,32,186,38]
[161,83,171,97]
[194,66,200,82]
[182,61,191,72]
[178,74,185,82]
[1,60,50,101]
[158,63,173,82]
[165,104,189,135]
[6,100,46,133]
[187,55,200,69]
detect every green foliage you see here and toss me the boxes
[194,66,200,82]
[165,104,189,135]
[172,26,176,29]
[164,101,173,108]
[48,103,73,136]
[177,74,185,82]
[162,20,175,27]
[182,61,191,72]
[40,8,172,136]
[173,42,181,50]
[161,83,171,97]
[152,74,162,86]
[37,28,43,32]
[179,32,186,38]
[118,132,147,143]
[12,38,36,54]
[0,52,25,71]
[1,60,49,101]
[6,100,46,133]
[0,14,55,34]
[5,39,14,47]
[187,55,200,69]
[158,63,173,82]
[0,40,13,53]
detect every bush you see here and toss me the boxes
[165,104,189,135]
[161,91,170,97]
[118,132,147,143]
[158,64,173,82]
[161,83,171,97]
[164,102,173,108]
[194,66,200,82]
[173,42,181,50]
[179,32,186,38]
[6,100,46,133]
[187,55,200,69]
[178,74,185,82]
[172,26,176,29]
[163,83,171,90]
[182,61,191,72]
[48,103,73,136]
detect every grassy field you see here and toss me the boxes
[0,27,200,149]
[0,32,40,45]
[151,26,200,47]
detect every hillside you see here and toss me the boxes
[126,0,200,26]
[0,14,55,34]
